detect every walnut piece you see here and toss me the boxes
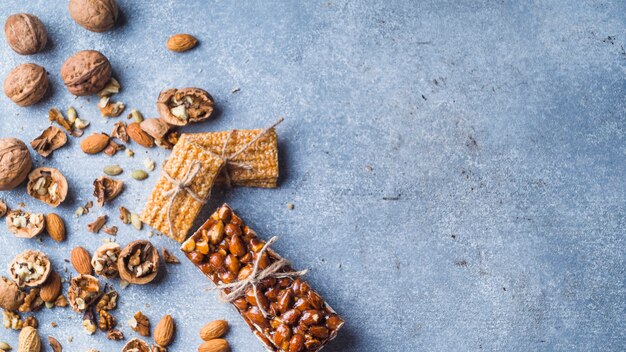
[107,328,124,340]
[128,311,150,337]
[61,50,112,96]
[2,310,22,330]
[87,215,108,233]
[4,13,47,55]
[93,176,124,206]
[26,167,68,207]
[23,315,38,328]
[111,121,129,143]
[157,88,214,126]
[118,241,160,285]
[0,138,32,190]
[31,126,68,157]
[68,275,101,312]
[91,243,121,278]
[98,309,116,331]
[19,287,44,312]
[161,248,180,264]
[9,250,51,287]
[96,289,118,311]
[69,0,118,33]
[3,63,48,106]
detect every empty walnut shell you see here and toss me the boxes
[91,242,121,279]
[69,0,118,33]
[118,240,160,285]
[26,167,68,207]
[139,118,171,141]
[0,276,26,310]
[61,50,112,96]
[122,338,149,352]
[157,88,214,126]
[93,176,124,206]
[0,138,31,190]
[4,13,47,55]
[68,274,101,312]
[3,63,48,107]
[6,210,45,238]
[8,250,51,287]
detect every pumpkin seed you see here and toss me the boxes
[131,170,148,180]
[104,165,123,176]
[67,106,77,124]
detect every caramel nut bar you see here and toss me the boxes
[181,204,344,352]
[141,138,223,243]
[180,127,279,188]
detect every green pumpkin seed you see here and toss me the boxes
[104,165,123,176]
[131,170,148,180]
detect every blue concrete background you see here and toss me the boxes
[0,0,624,351]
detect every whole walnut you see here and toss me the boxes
[3,63,49,106]
[0,138,32,190]
[69,0,118,33]
[4,13,47,55]
[61,50,112,96]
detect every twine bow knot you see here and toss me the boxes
[212,236,308,318]
[163,161,206,238]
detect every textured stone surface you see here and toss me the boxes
[0,0,624,351]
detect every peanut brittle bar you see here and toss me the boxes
[181,204,344,352]
[141,138,223,243]
[181,127,279,188]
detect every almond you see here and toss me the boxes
[127,122,154,148]
[166,34,198,52]
[80,133,110,154]
[200,320,229,341]
[198,339,229,352]
[153,314,175,347]
[71,247,92,275]
[45,213,65,242]
[40,271,61,302]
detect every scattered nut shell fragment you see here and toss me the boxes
[31,126,68,158]
[4,63,48,106]
[61,50,112,96]
[157,88,214,126]
[68,275,100,312]
[118,240,160,285]
[4,13,47,55]
[69,0,118,33]
[128,311,150,337]
[93,176,124,206]
[0,200,7,218]
[0,276,26,310]
[91,242,120,278]
[0,139,32,190]
[48,335,62,352]
[166,33,198,52]
[26,167,68,207]
[8,250,51,287]
[6,210,45,238]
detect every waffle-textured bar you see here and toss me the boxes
[181,204,344,352]
[141,138,223,243]
[180,128,279,188]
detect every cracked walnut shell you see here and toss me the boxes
[0,138,32,190]
[61,50,112,96]
[4,13,47,55]
[69,0,118,33]
[6,210,45,238]
[31,126,67,158]
[93,176,123,206]
[3,63,48,106]
[27,167,68,207]
[91,242,121,278]
[8,250,51,287]
[68,274,101,312]
[118,240,160,285]
[123,338,149,352]
[157,88,214,126]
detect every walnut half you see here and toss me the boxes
[91,242,121,278]
[68,275,101,312]
[8,250,51,287]
[26,167,68,207]
[157,88,214,126]
[117,241,160,285]
[6,210,45,238]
